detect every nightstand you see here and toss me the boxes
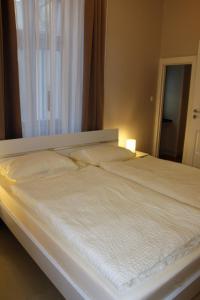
[135,151,148,158]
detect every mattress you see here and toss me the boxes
[100,156,200,209]
[1,165,200,299]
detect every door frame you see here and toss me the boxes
[152,56,197,162]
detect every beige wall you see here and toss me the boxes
[161,0,200,58]
[104,0,163,152]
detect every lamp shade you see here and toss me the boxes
[126,139,136,153]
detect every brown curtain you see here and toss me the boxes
[82,0,106,131]
[0,0,22,139]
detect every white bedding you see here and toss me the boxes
[8,165,200,294]
[100,156,200,209]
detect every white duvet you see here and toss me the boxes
[101,156,200,209]
[10,166,200,292]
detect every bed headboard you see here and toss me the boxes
[0,129,118,157]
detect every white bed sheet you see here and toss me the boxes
[100,156,200,209]
[1,166,200,299]
[2,191,200,300]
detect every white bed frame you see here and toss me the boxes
[0,128,200,300]
[0,129,118,300]
[0,129,118,157]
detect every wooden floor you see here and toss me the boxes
[0,221,64,300]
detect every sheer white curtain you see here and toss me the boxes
[14,0,84,137]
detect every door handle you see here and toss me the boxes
[193,114,200,119]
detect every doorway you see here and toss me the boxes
[153,56,196,165]
[159,65,192,162]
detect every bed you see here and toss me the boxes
[0,129,200,300]
[100,155,200,210]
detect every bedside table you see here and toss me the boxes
[135,151,148,158]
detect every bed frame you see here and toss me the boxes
[0,128,200,300]
[0,129,118,300]
[0,129,118,157]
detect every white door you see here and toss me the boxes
[183,43,200,167]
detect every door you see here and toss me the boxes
[183,45,200,167]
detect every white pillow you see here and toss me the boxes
[70,144,134,166]
[0,150,78,182]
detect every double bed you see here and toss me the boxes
[0,129,200,300]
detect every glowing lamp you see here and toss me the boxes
[126,139,136,153]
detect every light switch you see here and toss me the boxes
[150,96,154,102]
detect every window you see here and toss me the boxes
[14,0,84,137]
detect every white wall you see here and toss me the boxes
[104,0,200,153]
[104,0,164,152]
[161,0,200,57]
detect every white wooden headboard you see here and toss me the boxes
[0,129,118,157]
